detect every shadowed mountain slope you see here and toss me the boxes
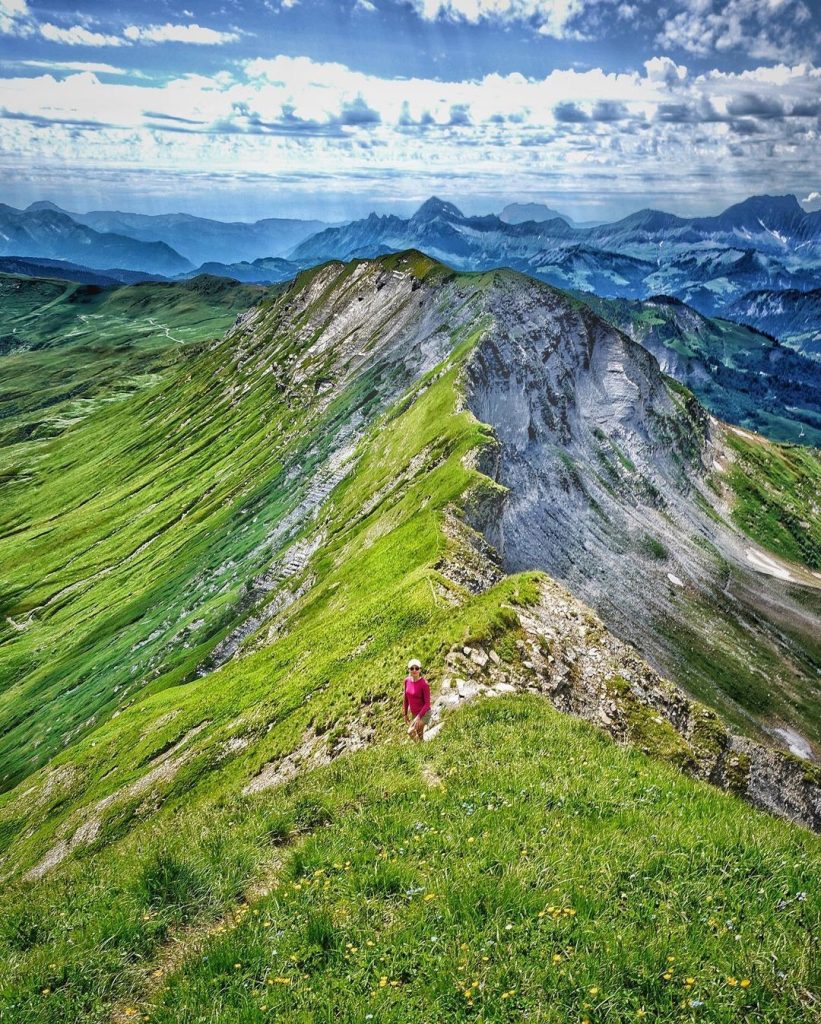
[575,292,821,445]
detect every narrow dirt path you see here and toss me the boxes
[109,856,283,1023]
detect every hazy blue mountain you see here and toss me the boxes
[0,256,132,287]
[726,287,821,360]
[0,204,192,275]
[587,194,821,261]
[290,195,575,265]
[499,201,572,224]
[28,201,326,267]
[524,244,653,297]
[180,256,300,284]
[643,248,819,315]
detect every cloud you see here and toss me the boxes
[123,22,240,45]
[0,54,817,216]
[554,101,588,122]
[644,56,688,86]
[0,0,32,36]
[407,0,590,40]
[802,191,820,203]
[657,0,818,61]
[39,23,124,46]
[726,92,784,118]
[16,60,128,74]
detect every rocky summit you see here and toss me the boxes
[0,253,818,1023]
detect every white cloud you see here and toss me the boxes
[0,55,816,213]
[644,56,688,86]
[123,22,240,45]
[408,0,590,39]
[657,0,818,60]
[39,22,124,46]
[802,190,820,203]
[18,60,127,74]
[0,0,31,35]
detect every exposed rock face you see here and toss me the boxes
[460,271,820,757]
[426,577,820,831]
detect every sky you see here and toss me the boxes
[0,0,819,222]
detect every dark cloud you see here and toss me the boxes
[554,101,588,122]
[339,95,381,125]
[726,92,784,119]
[591,100,629,122]
[655,98,724,124]
[143,111,206,125]
[730,118,763,135]
[0,108,113,130]
[789,100,819,117]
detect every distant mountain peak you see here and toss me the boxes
[500,202,571,226]
[26,200,66,214]
[412,196,464,221]
[730,194,801,214]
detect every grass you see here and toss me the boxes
[0,698,817,1024]
[0,273,265,444]
[0,256,819,1023]
[721,432,821,571]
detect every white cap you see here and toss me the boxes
[407,658,422,669]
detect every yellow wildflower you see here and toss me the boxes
[740,979,751,989]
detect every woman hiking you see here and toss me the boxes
[403,658,431,743]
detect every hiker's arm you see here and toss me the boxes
[419,680,431,717]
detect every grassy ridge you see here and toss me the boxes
[0,260,468,789]
[1,698,817,1023]
[0,259,819,1023]
[0,274,265,444]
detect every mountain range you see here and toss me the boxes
[0,251,818,1022]
[289,195,821,350]
[2,195,818,357]
[24,201,326,267]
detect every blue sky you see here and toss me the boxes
[0,0,819,221]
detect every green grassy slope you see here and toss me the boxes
[1,699,817,1024]
[0,273,265,445]
[0,258,819,1022]
[716,430,821,570]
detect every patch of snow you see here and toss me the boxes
[745,548,793,581]
[769,726,814,761]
